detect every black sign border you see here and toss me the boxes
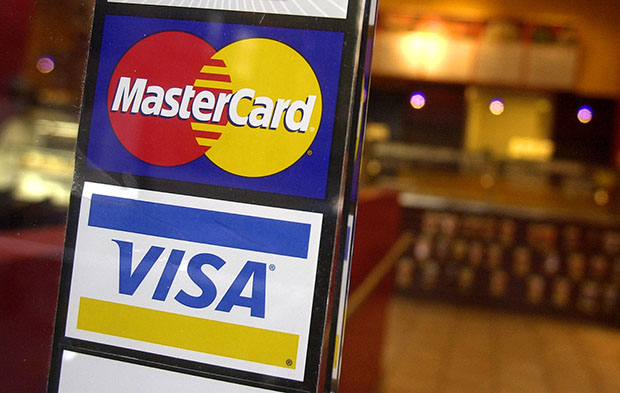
[47,1,368,392]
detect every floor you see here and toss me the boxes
[378,297,620,393]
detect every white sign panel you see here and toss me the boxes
[64,182,323,381]
[58,351,283,392]
[108,0,349,19]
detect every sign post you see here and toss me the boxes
[47,1,377,392]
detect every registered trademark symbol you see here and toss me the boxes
[307,150,313,156]
[310,127,316,132]
[286,359,293,367]
[269,264,276,271]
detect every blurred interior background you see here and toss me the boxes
[2,0,620,392]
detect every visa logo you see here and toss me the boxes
[84,193,313,319]
[66,183,322,378]
[113,240,267,318]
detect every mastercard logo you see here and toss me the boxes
[107,31,322,177]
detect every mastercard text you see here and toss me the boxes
[110,77,317,132]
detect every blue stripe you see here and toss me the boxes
[88,194,311,259]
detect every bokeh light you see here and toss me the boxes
[400,30,448,74]
[489,98,505,115]
[36,56,55,74]
[410,92,426,109]
[577,105,593,124]
[594,188,609,206]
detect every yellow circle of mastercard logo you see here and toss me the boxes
[202,39,322,177]
[108,33,322,178]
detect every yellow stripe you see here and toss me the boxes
[196,138,216,146]
[77,297,298,369]
[191,123,223,131]
[194,79,231,89]
[200,65,226,74]
[333,334,341,370]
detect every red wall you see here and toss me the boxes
[0,0,35,94]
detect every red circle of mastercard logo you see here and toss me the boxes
[108,31,322,177]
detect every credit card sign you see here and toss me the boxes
[87,15,343,199]
[65,182,323,381]
[108,0,349,19]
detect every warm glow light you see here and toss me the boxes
[507,137,555,161]
[577,105,593,124]
[489,98,504,115]
[400,31,448,74]
[36,56,55,73]
[410,92,426,109]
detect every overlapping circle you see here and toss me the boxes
[107,31,322,177]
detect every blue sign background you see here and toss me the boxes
[87,15,344,199]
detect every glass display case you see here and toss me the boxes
[0,106,76,229]
[363,137,620,324]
